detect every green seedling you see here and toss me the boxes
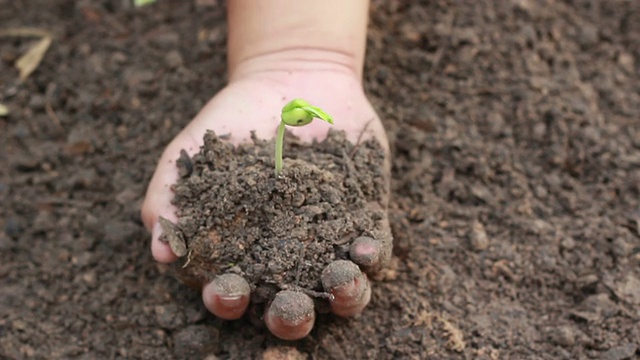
[275,99,333,176]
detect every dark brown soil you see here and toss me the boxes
[1,0,639,359]
[165,130,389,306]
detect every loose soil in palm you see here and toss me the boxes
[162,130,388,307]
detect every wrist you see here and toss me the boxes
[227,0,368,82]
[228,47,362,83]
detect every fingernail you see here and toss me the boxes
[321,260,361,291]
[204,274,251,320]
[331,274,369,302]
[350,236,380,267]
[322,260,371,317]
[265,290,315,341]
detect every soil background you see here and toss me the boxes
[1,0,639,359]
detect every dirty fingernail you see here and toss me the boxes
[265,290,315,341]
[203,273,251,320]
[349,236,381,268]
[322,260,371,317]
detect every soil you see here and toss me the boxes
[164,130,389,307]
[1,0,639,359]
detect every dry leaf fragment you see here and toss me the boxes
[134,0,157,6]
[158,216,188,257]
[16,36,52,80]
[0,28,49,38]
[441,316,466,352]
[0,27,53,80]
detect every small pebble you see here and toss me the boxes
[262,346,306,360]
[549,325,576,347]
[612,238,633,258]
[0,232,14,251]
[469,220,489,251]
[577,25,599,48]
[617,52,635,73]
[149,31,180,49]
[4,216,24,239]
[10,153,40,171]
[617,274,640,305]
[601,344,637,360]
[165,50,184,69]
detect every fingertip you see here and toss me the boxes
[322,260,371,318]
[151,239,179,263]
[203,274,251,320]
[265,290,315,341]
[349,236,381,269]
[141,144,183,263]
[332,275,371,317]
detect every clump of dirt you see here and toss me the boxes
[161,130,389,304]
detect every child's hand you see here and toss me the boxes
[141,68,391,340]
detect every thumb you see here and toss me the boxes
[142,135,199,263]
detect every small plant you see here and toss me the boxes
[275,99,333,176]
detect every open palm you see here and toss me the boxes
[142,69,390,340]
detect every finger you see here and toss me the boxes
[141,135,199,263]
[322,260,371,317]
[349,236,382,271]
[202,274,251,320]
[356,210,394,274]
[264,290,315,341]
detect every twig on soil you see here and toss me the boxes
[283,284,334,301]
[37,197,94,208]
[0,28,49,38]
[294,244,306,286]
[182,249,193,268]
[45,100,62,129]
[0,103,8,117]
[349,118,373,159]
[428,14,454,76]
[341,149,365,197]
[333,232,356,245]
[301,288,334,301]
[438,314,465,352]
[45,83,63,130]
[0,27,53,80]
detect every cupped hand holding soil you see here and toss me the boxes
[142,69,393,340]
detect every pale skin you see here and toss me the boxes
[141,0,391,340]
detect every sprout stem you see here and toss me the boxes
[275,99,333,177]
[275,121,286,176]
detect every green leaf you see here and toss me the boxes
[281,98,310,112]
[280,98,334,126]
[281,107,313,126]
[300,106,333,124]
[276,98,335,176]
